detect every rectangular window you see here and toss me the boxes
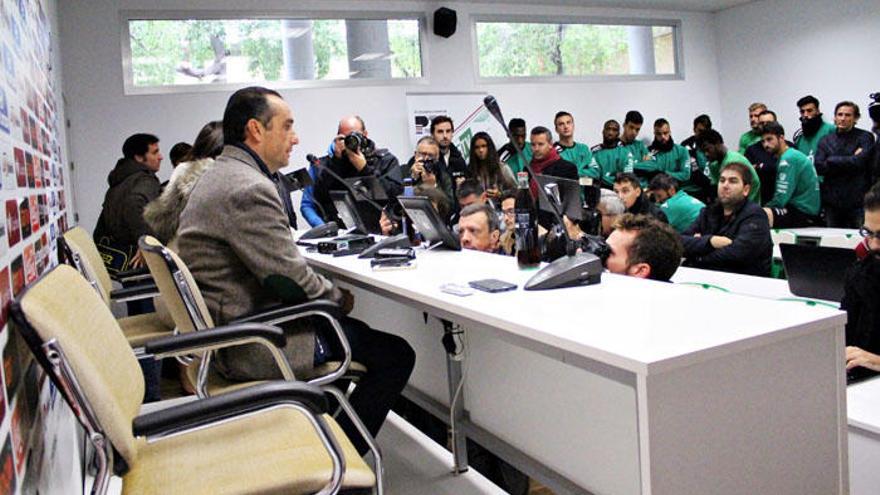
[123,15,423,92]
[474,19,680,80]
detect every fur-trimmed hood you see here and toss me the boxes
[144,158,215,244]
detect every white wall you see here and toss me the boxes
[716,0,880,143]
[59,0,723,232]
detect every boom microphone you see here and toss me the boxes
[483,95,508,134]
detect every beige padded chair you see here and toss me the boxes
[59,227,172,346]
[11,264,375,495]
[138,235,384,492]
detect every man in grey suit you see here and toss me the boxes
[176,86,415,454]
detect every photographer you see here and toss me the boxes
[312,115,402,225]
[401,136,454,204]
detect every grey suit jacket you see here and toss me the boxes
[176,145,341,379]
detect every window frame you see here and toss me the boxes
[470,13,685,84]
[120,9,430,95]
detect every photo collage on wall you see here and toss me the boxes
[0,0,71,492]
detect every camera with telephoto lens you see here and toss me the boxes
[344,131,371,154]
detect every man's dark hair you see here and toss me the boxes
[761,121,785,137]
[614,172,641,190]
[500,189,516,203]
[693,114,712,129]
[456,178,485,200]
[613,213,683,282]
[624,110,644,125]
[865,182,880,211]
[554,111,573,124]
[835,100,861,118]
[168,142,192,166]
[430,115,454,134]
[654,118,669,128]
[188,121,224,161]
[759,109,777,120]
[460,203,500,232]
[122,133,159,159]
[648,173,678,192]
[721,162,753,186]
[604,119,620,128]
[797,95,820,109]
[222,86,282,145]
[530,126,553,142]
[509,118,526,130]
[695,128,724,148]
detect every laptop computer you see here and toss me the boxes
[779,243,856,302]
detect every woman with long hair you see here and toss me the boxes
[467,131,515,201]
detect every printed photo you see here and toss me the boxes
[18,197,30,239]
[22,243,34,284]
[3,327,22,399]
[28,195,38,233]
[0,267,10,330]
[0,141,14,189]
[0,85,9,134]
[6,199,20,247]
[13,146,25,187]
[25,151,33,188]
[10,255,23,296]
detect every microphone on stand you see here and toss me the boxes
[482,95,602,290]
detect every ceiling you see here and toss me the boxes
[466,0,755,13]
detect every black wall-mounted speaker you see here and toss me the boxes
[433,7,457,38]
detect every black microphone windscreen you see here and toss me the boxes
[306,154,318,164]
[483,95,505,128]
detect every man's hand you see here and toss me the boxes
[130,250,146,269]
[710,236,732,249]
[855,147,863,156]
[486,187,501,199]
[379,211,397,236]
[339,287,355,315]
[643,154,652,161]
[344,147,367,171]
[562,215,584,240]
[455,176,466,186]
[846,346,880,372]
[411,160,437,186]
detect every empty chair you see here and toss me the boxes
[59,227,172,347]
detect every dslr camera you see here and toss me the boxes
[421,157,437,175]
[343,131,374,155]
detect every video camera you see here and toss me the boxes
[421,157,437,175]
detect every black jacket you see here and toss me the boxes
[814,128,876,209]
[745,140,794,205]
[93,157,161,248]
[681,200,772,277]
[627,194,668,224]
[842,254,880,354]
[313,141,402,226]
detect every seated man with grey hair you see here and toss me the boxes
[458,203,502,253]
[597,188,626,237]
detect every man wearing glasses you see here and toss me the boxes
[843,183,880,375]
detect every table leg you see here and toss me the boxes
[442,319,469,474]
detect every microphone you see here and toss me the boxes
[483,95,507,134]
[482,95,602,290]
[481,95,574,255]
[306,153,319,164]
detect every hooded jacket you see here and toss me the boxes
[93,157,161,248]
[143,158,215,245]
[842,251,880,355]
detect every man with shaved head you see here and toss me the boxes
[312,114,402,226]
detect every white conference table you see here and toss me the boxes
[301,241,847,495]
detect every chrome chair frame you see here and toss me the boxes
[139,237,385,494]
